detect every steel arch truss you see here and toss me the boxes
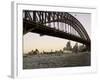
[23,10,91,46]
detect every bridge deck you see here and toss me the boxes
[23,19,90,46]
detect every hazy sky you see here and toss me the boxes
[23,12,91,53]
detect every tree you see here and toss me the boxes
[72,43,78,53]
[34,49,39,54]
[66,41,72,50]
[79,44,85,52]
[63,41,72,51]
[79,44,89,52]
[28,50,34,55]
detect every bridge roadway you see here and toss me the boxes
[23,19,90,47]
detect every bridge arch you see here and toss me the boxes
[23,10,90,46]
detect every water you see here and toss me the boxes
[23,52,90,69]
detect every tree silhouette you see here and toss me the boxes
[63,41,72,51]
[72,43,78,53]
[79,44,88,52]
[34,49,39,54]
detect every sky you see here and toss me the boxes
[23,12,91,53]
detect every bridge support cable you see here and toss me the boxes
[37,11,41,23]
[48,13,51,28]
[68,24,69,34]
[36,12,39,22]
[41,11,44,24]
[62,23,64,32]
[43,12,45,26]
[57,14,59,30]
[64,23,66,32]
[52,12,55,29]
[33,11,36,22]
[24,11,32,21]
[64,19,67,33]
